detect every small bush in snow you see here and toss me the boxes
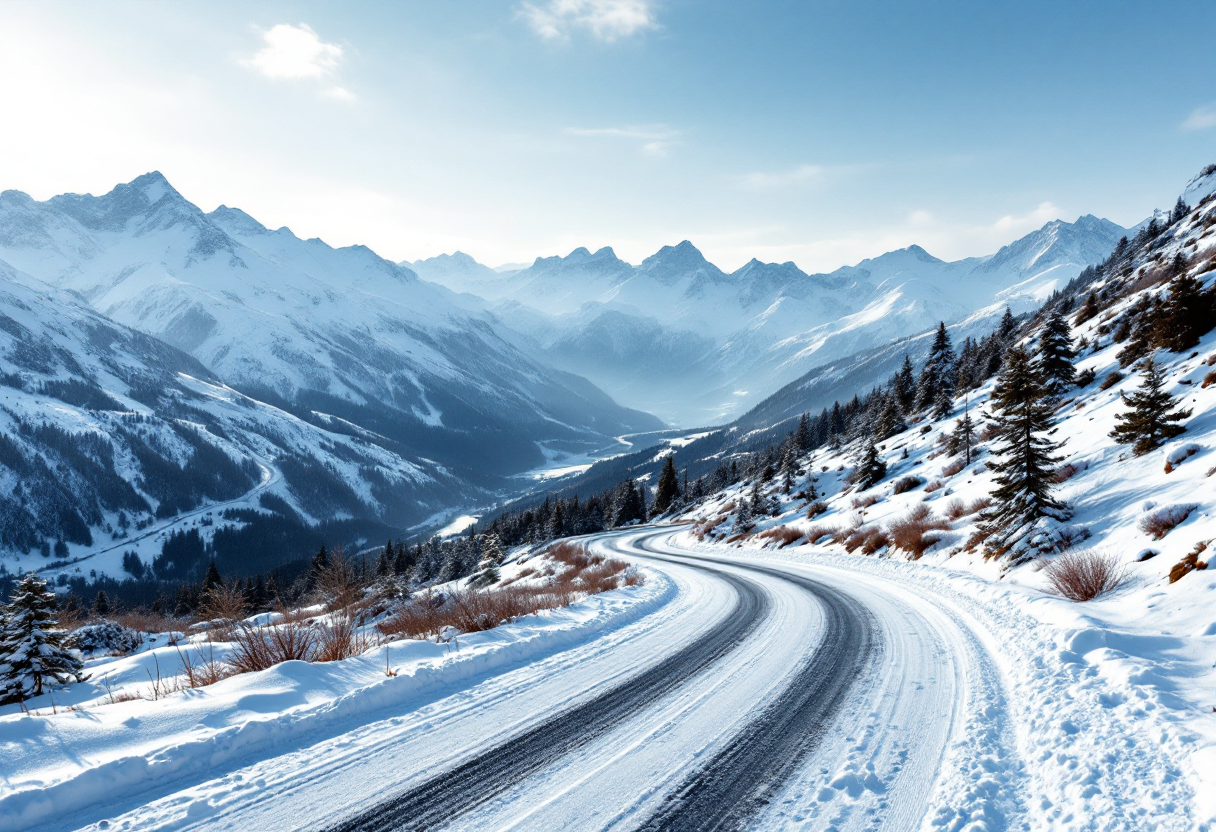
[1044,550,1126,601]
[805,500,829,518]
[1139,504,1198,540]
[892,475,923,494]
[941,459,966,477]
[757,525,805,548]
[1168,543,1209,584]
[887,504,950,559]
[1099,371,1124,391]
[66,620,143,655]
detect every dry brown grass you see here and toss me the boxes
[1044,550,1127,601]
[805,524,836,545]
[887,504,950,559]
[112,610,183,634]
[1139,504,1198,540]
[1099,371,1124,390]
[892,476,923,495]
[757,525,806,548]
[1202,371,1216,389]
[805,501,829,519]
[379,546,640,641]
[841,523,889,554]
[176,641,231,688]
[923,479,945,493]
[315,614,374,662]
[941,459,965,477]
[851,494,879,509]
[943,496,992,522]
[228,619,321,673]
[1169,542,1210,584]
[198,582,249,636]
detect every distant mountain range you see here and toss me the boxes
[412,215,1126,426]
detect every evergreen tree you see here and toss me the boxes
[0,573,85,703]
[916,322,956,418]
[652,456,681,515]
[201,561,222,595]
[308,546,329,590]
[732,496,754,533]
[795,413,813,452]
[982,347,1067,553]
[1109,356,1191,455]
[946,397,976,465]
[1036,308,1077,396]
[1074,290,1101,325]
[875,393,907,440]
[1170,196,1189,224]
[1117,295,1166,367]
[1157,271,1213,352]
[91,590,110,617]
[895,354,917,411]
[853,438,887,490]
[471,534,504,586]
[393,542,414,576]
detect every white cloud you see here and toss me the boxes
[565,124,678,156]
[738,164,824,191]
[521,0,657,42]
[1181,104,1216,132]
[244,23,353,99]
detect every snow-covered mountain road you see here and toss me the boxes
[57,527,1023,832]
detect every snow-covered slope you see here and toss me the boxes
[0,174,663,490]
[673,180,1216,824]
[421,220,1125,426]
[0,258,473,576]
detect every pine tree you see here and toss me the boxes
[946,397,976,465]
[875,393,907,440]
[91,590,110,617]
[853,438,887,490]
[1036,308,1077,396]
[0,573,85,703]
[202,561,222,594]
[1170,196,1189,224]
[651,456,681,515]
[894,354,917,411]
[471,534,504,586]
[308,546,329,590]
[1117,295,1166,367]
[916,322,956,418]
[1157,271,1213,353]
[1109,356,1191,455]
[982,347,1067,553]
[795,412,813,452]
[732,496,754,533]
[1074,290,1100,325]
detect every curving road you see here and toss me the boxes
[69,527,1001,832]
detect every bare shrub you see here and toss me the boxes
[1044,550,1126,601]
[805,501,828,519]
[315,614,372,663]
[887,504,949,559]
[893,476,923,495]
[923,479,945,493]
[316,546,363,611]
[1139,504,1198,540]
[228,619,319,673]
[843,524,889,554]
[1051,461,1085,483]
[944,498,968,521]
[198,582,249,636]
[1099,371,1123,390]
[177,641,230,688]
[941,459,965,477]
[1201,370,1216,389]
[805,525,836,545]
[757,525,805,548]
[851,494,879,509]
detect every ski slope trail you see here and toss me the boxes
[61,528,1017,831]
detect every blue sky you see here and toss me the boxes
[1,0,1213,271]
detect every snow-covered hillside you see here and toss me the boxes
[0,174,662,491]
[672,177,1216,822]
[0,257,472,578]
[417,218,1124,426]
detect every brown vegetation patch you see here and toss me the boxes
[941,459,966,477]
[1169,542,1210,584]
[1044,550,1126,601]
[1099,371,1124,391]
[892,475,923,495]
[757,525,806,548]
[887,504,950,559]
[1140,504,1198,540]
[923,479,945,493]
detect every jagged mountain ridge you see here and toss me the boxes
[0,256,472,576]
[0,174,663,489]
[412,217,1126,426]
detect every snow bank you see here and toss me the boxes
[0,576,670,831]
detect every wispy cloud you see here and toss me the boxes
[565,124,678,156]
[1181,103,1216,132]
[520,0,657,42]
[738,164,825,191]
[243,23,353,100]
